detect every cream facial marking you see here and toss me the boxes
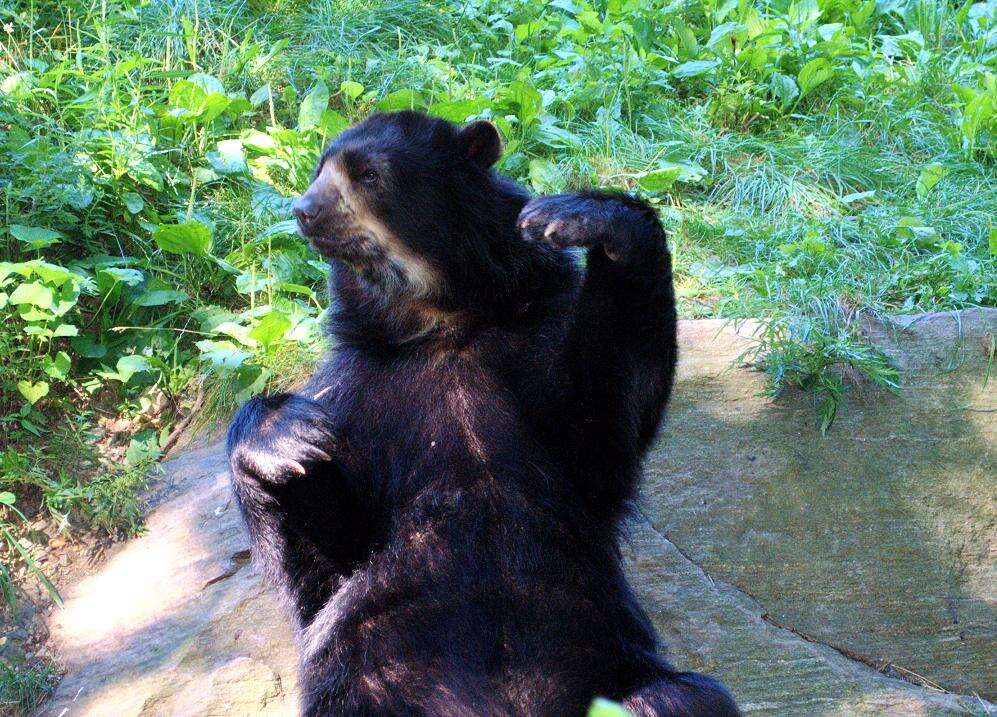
[312,159,438,297]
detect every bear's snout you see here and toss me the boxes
[292,194,323,234]
[295,192,348,237]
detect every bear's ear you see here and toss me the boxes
[458,121,502,167]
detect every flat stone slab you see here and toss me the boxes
[643,309,995,711]
[39,311,995,716]
[40,444,298,717]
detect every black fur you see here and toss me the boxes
[228,111,739,717]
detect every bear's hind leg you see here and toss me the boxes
[622,671,740,717]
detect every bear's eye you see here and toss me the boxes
[358,169,379,186]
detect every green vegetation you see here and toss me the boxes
[0,660,56,715]
[0,657,56,716]
[0,0,994,709]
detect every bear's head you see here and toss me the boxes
[293,111,522,303]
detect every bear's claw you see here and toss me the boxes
[228,394,336,486]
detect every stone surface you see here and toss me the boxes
[39,443,298,717]
[643,309,995,710]
[626,519,986,716]
[39,311,995,716]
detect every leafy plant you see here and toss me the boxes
[0,491,60,610]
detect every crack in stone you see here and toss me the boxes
[201,549,252,590]
[638,515,953,695]
[756,612,948,693]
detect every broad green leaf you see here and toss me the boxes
[249,310,292,348]
[299,81,330,130]
[535,117,581,151]
[707,22,742,49]
[134,289,188,307]
[377,89,425,112]
[99,267,144,287]
[672,161,708,182]
[9,281,54,309]
[637,167,682,192]
[194,166,220,184]
[249,83,271,107]
[153,221,213,255]
[430,98,491,122]
[961,91,994,146]
[894,216,936,242]
[214,321,257,346]
[798,58,834,99]
[506,81,542,126]
[576,10,603,32]
[188,73,225,95]
[17,380,49,405]
[195,339,250,371]
[631,16,654,51]
[319,110,350,136]
[125,430,160,467]
[637,161,708,192]
[587,698,633,717]
[169,79,230,123]
[52,324,78,337]
[235,269,276,295]
[242,129,277,152]
[233,364,269,402]
[769,73,799,110]
[277,282,315,297]
[206,139,246,174]
[528,158,565,194]
[514,20,545,41]
[251,183,294,216]
[100,354,153,384]
[672,59,721,78]
[44,351,71,380]
[193,305,238,332]
[24,325,54,337]
[70,335,107,358]
[15,260,80,287]
[915,163,948,200]
[852,0,876,27]
[788,0,822,31]
[122,192,144,214]
[52,284,84,313]
[0,492,15,505]
[340,80,365,101]
[261,219,299,238]
[25,324,61,337]
[674,21,698,54]
[988,227,997,256]
[9,225,63,249]
[840,190,875,204]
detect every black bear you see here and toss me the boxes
[227,111,739,717]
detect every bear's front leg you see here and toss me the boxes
[228,393,365,626]
[519,191,678,524]
[518,191,666,266]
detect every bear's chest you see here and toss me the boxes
[327,349,534,485]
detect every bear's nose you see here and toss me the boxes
[293,195,321,231]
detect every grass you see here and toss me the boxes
[0,0,994,709]
[0,657,57,717]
